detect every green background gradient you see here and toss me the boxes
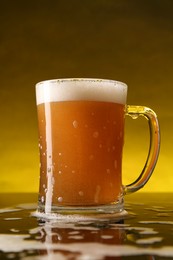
[0,0,172,192]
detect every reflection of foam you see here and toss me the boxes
[1,234,173,258]
[136,237,163,245]
[0,208,22,214]
[139,221,173,225]
[36,78,127,105]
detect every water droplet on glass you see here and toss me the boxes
[93,131,99,138]
[79,191,84,196]
[114,160,118,169]
[58,197,63,203]
[73,120,78,128]
[89,155,94,160]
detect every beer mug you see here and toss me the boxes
[35,78,160,217]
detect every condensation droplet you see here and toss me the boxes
[93,131,99,138]
[43,184,46,189]
[106,169,110,174]
[99,144,102,148]
[94,185,101,203]
[73,120,78,128]
[58,170,62,174]
[114,160,118,169]
[91,112,95,116]
[58,197,63,203]
[72,170,75,173]
[84,124,88,128]
[79,191,84,196]
[59,152,62,156]
[107,147,111,152]
[41,196,44,203]
[103,126,106,130]
[112,146,115,151]
[89,155,94,160]
[113,121,116,125]
[65,165,68,168]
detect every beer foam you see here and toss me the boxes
[36,78,127,105]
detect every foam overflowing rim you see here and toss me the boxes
[35,78,128,105]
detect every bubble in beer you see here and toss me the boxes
[93,131,99,138]
[58,197,63,203]
[73,120,78,128]
[41,196,44,203]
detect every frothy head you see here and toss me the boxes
[35,78,127,105]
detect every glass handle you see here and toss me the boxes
[124,105,160,194]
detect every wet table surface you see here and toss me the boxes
[0,193,173,260]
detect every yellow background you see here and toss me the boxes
[0,0,172,193]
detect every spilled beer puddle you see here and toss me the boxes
[0,201,173,259]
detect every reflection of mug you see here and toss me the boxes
[35,78,160,215]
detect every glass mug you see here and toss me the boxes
[35,78,160,218]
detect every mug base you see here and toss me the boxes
[35,198,128,221]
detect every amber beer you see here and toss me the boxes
[36,79,127,210]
